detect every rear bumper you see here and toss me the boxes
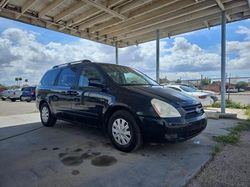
[138,113,207,143]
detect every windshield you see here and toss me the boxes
[180,85,197,92]
[101,65,159,86]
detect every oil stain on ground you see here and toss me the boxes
[91,155,117,167]
[72,170,80,175]
[61,156,83,166]
[59,148,116,167]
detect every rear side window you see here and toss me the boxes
[57,67,78,87]
[40,69,60,86]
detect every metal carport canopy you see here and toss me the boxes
[0,0,249,47]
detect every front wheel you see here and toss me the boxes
[108,110,142,152]
[40,103,57,127]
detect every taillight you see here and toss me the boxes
[13,92,16,95]
[199,95,207,99]
[32,90,35,95]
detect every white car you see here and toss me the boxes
[165,85,214,106]
[8,89,22,102]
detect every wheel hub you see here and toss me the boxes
[112,118,131,145]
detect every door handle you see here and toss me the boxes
[66,90,78,96]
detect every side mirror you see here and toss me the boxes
[89,78,105,88]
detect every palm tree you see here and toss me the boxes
[24,79,28,86]
[18,77,22,87]
[15,77,18,85]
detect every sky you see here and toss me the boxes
[0,17,250,86]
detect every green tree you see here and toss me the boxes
[201,78,211,86]
[176,79,181,84]
[236,81,248,89]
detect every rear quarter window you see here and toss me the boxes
[40,69,60,86]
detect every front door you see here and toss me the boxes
[71,65,108,126]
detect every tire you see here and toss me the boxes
[40,102,57,127]
[1,98,6,101]
[11,99,16,102]
[108,110,142,152]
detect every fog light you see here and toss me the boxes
[165,133,178,140]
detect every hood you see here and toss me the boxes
[123,86,199,106]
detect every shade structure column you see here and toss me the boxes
[156,29,160,83]
[221,11,226,113]
[115,41,118,65]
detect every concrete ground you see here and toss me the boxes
[216,91,250,104]
[0,100,38,116]
[0,111,241,187]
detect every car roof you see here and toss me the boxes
[52,59,132,70]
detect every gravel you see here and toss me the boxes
[187,131,250,187]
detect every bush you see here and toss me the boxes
[214,122,250,144]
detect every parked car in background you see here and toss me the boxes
[36,60,207,152]
[20,86,36,102]
[9,89,22,102]
[0,90,12,100]
[165,84,214,106]
[238,88,245,92]
[181,84,218,102]
[227,88,238,93]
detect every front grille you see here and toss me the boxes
[183,104,204,119]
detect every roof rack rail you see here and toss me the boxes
[53,59,91,68]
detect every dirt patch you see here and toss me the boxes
[91,155,117,167]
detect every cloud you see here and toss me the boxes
[0,25,250,85]
[0,28,115,85]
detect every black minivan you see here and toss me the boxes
[36,60,207,152]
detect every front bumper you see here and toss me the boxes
[138,113,207,143]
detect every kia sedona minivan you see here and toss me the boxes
[36,60,207,152]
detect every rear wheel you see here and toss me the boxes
[20,96,24,101]
[108,110,142,152]
[40,103,57,127]
[10,99,16,102]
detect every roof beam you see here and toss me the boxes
[53,1,86,22]
[121,8,249,47]
[204,20,210,29]
[38,0,64,18]
[80,0,152,29]
[103,0,225,40]
[78,13,112,30]
[88,0,179,34]
[116,1,247,41]
[82,0,126,20]
[16,0,36,19]
[0,0,8,8]
[215,0,232,21]
[59,0,122,30]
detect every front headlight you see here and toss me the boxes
[151,98,181,118]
